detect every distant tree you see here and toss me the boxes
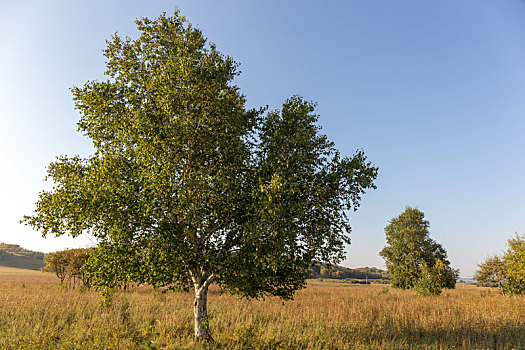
[67,248,92,288]
[502,234,525,295]
[379,207,458,292]
[23,11,378,341]
[42,250,69,284]
[474,255,506,288]
[311,264,387,280]
[42,248,93,287]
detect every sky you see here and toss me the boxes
[1,0,524,277]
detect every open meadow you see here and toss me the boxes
[0,268,524,349]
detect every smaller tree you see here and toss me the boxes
[67,248,92,288]
[380,207,458,292]
[502,234,525,295]
[42,248,93,288]
[42,250,70,284]
[474,255,506,288]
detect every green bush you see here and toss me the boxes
[502,278,525,295]
[414,267,442,296]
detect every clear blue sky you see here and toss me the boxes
[1,1,524,277]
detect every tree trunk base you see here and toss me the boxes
[194,285,213,341]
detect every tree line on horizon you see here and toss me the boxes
[312,264,389,282]
[40,225,525,298]
[43,246,388,286]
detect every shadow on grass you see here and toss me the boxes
[203,322,525,349]
[353,321,525,349]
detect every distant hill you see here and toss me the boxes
[312,264,389,281]
[0,243,45,271]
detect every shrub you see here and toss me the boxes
[414,266,442,296]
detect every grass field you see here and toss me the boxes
[0,266,50,276]
[0,271,524,349]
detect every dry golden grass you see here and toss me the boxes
[0,273,523,349]
[0,266,51,276]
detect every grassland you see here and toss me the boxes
[0,266,50,276]
[0,271,524,349]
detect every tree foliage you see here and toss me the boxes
[43,248,92,287]
[474,255,506,288]
[312,264,388,281]
[414,264,442,296]
[474,234,525,295]
[501,234,525,295]
[23,11,378,340]
[379,207,458,292]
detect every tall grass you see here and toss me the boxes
[0,274,523,349]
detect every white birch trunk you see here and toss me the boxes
[193,284,212,341]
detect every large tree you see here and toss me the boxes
[23,11,377,340]
[380,207,458,291]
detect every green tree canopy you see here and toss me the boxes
[502,234,525,295]
[43,248,92,288]
[474,234,525,295]
[379,207,458,291]
[474,255,506,288]
[42,250,70,284]
[23,11,378,340]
